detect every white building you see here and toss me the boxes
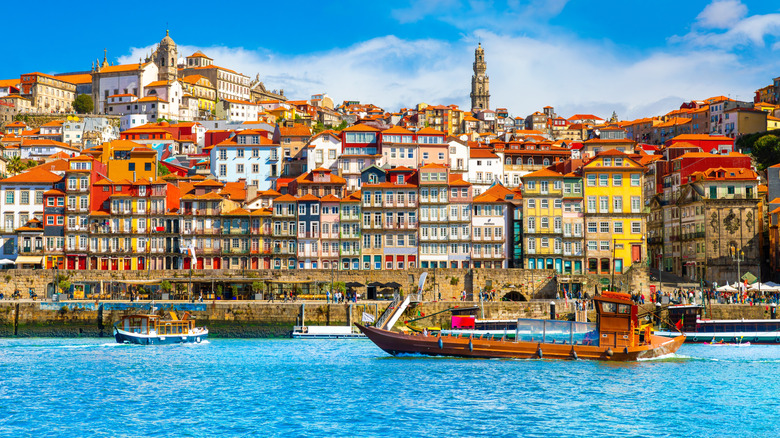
[20,139,79,160]
[92,61,159,113]
[306,130,341,173]
[448,136,469,174]
[120,114,149,131]
[468,148,502,196]
[215,99,259,122]
[0,167,61,264]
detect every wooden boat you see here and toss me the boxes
[656,304,780,344]
[114,311,208,345]
[357,292,685,361]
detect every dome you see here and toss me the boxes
[160,29,175,46]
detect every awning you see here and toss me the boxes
[0,259,14,265]
[15,256,43,265]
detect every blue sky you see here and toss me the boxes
[5,0,780,119]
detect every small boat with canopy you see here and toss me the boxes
[114,311,208,345]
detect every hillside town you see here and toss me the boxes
[0,32,778,296]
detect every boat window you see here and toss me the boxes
[617,304,631,314]
[602,302,617,313]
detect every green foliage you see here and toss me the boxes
[160,280,172,292]
[157,164,171,177]
[333,281,346,293]
[750,134,780,170]
[334,120,348,131]
[251,281,263,293]
[72,94,93,114]
[57,274,71,294]
[450,276,459,285]
[7,156,24,175]
[312,121,326,134]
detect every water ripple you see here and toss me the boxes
[1,339,779,437]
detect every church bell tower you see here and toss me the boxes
[470,43,490,111]
[155,30,178,82]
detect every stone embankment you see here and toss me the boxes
[0,299,775,338]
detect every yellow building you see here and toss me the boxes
[582,150,645,279]
[83,140,158,181]
[522,168,564,271]
[180,74,217,115]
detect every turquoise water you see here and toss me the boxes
[1,339,779,437]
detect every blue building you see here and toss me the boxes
[210,130,279,190]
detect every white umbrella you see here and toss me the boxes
[716,284,737,292]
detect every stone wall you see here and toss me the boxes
[0,268,560,302]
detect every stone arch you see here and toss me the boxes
[502,291,528,302]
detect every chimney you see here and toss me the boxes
[133,171,136,182]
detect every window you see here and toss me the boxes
[541,237,549,248]
[527,199,536,209]
[20,191,29,204]
[540,199,548,209]
[587,196,596,213]
[554,199,562,209]
[219,165,227,177]
[599,196,609,213]
[600,241,610,251]
[5,190,14,204]
[631,196,641,213]
[237,149,244,158]
[587,222,597,233]
[587,240,597,251]
[613,174,622,186]
[631,174,641,187]
[631,221,641,234]
[613,196,622,212]
[586,174,596,186]
[599,174,608,187]
[613,221,623,233]
[541,217,549,229]
[236,164,244,173]
[600,222,609,233]
[727,186,735,195]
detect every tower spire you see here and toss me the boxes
[470,43,490,111]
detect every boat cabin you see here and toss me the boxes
[119,312,196,336]
[594,292,639,349]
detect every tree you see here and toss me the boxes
[72,94,93,114]
[7,156,23,175]
[157,164,171,177]
[252,281,264,299]
[160,280,172,299]
[334,120,348,131]
[312,121,326,134]
[751,134,780,170]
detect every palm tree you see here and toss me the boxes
[7,156,23,175]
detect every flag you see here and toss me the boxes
[361,312,375,323]
[674,315,684,331]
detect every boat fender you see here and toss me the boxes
[692,337,697,342]
[570,349,578,360]
[623,347,629,355]
[776,336,779,343]
[537,347,543,358]
[606,348,613,357]
[438,337,444,349]
[468,339,473,352]
[196,337,201,344]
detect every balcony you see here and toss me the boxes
[340,248,360,256]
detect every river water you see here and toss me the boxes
[0,338,778,437]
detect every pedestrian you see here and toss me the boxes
[326,290,330,303]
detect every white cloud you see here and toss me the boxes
[676,1,780,49]
[696,0,748,29]
[119,32,766,121]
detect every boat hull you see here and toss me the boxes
[356,324,685,361]
[114,328,208,345]
[656,331,779,344]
